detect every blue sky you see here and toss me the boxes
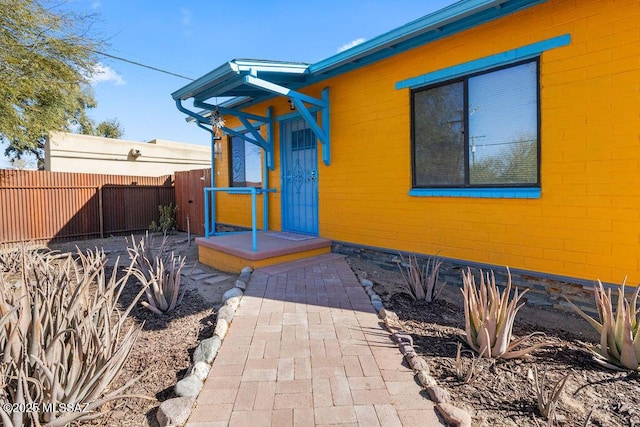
[1,0,458,168]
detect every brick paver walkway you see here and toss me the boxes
[186,254,443,426]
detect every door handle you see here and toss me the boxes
[308,170,316,182]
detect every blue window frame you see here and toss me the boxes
[411,59,540,189]
[229,133,262,187]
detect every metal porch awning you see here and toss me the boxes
[171,59,331,167]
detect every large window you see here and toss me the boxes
[412,59,539,188]
[229,133,262,187]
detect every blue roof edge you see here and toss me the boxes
[308,0,546,75]
[172,0,547,106]
[171,59,310,101]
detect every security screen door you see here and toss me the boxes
[281,118,318,235]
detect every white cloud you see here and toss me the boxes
[337,38,366,53]
[91,1,101,9]
[180,8,193,26]
[89,63,126,86]
[180,8,194,36]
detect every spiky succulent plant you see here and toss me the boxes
[566,279,640,371]
[0,247,148,426]
[128,234,187,314]
[462,267,549,359]
[396,253,444,303]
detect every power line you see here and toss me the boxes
[90,50,195,81]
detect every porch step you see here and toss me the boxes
[195,232,332,273]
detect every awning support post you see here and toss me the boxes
[243,75,331,166]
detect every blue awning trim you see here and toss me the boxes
[172,1,548,169]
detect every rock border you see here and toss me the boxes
[156,266,253,427]
[359,277,472,427]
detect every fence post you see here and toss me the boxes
[98,186,104,239]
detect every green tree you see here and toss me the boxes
[95,118,124,139]
[0,0,103,163]
[470,134,537,185]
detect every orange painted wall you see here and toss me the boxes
[218,0,640,285]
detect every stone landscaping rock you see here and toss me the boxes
[156,397,195,427]
[360,278,374,288]
[379,308,399,322]
[371,300,384,311]
[416,369,436,388]
[225,296,241,311]
[192,336,222,364]
[383,317,402,332]
[214,318,229,339]
[190,361,210,381]
[240,266,253,275]
[175,375,203,398]
[406,354,430,371]
[426,385,450,403]
[217,305,235,323]
[235,279,247,290]
[222,287,243,302]
[391,332,414,346]
[239,269,252,283]
[398,342,415,356]
[436,402,472,427]
[365,287,376,296]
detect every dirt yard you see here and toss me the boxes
[347,257,640,427]
[42,237,640,426]
[48,233,235,427]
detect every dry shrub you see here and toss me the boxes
[0,246,148,426]
[397,253,444,302]
[127,233,187,314]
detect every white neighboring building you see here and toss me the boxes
[44,131,211,176]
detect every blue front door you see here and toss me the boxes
[281,118,318,235]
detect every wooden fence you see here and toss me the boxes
[0,170,174,244]
[174,168,211,236]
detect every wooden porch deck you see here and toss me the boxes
[195,231,332,273]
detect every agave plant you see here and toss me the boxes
[128,234,187,314]
[529,365,570,423]
[455,342,485,384]
[0,244,22,273]
[0,247,148,426]
[565,279,640,371]
[461,267,549,359]
[397,253,445,302]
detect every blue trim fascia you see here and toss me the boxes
[172,59,310,101]
[276,106,321,122]
[309,0,546,77]
[194,101,269,123]
[396,34,570,90]
[409,187,541,199]
[213,0,546,113]
[174,1,546,113]
[244,76,327,107]
[265,106,274,170]
[244,75,331,166]
[321,87,330,166]
[193,100,275,170]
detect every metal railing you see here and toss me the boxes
[204,187,276,251]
